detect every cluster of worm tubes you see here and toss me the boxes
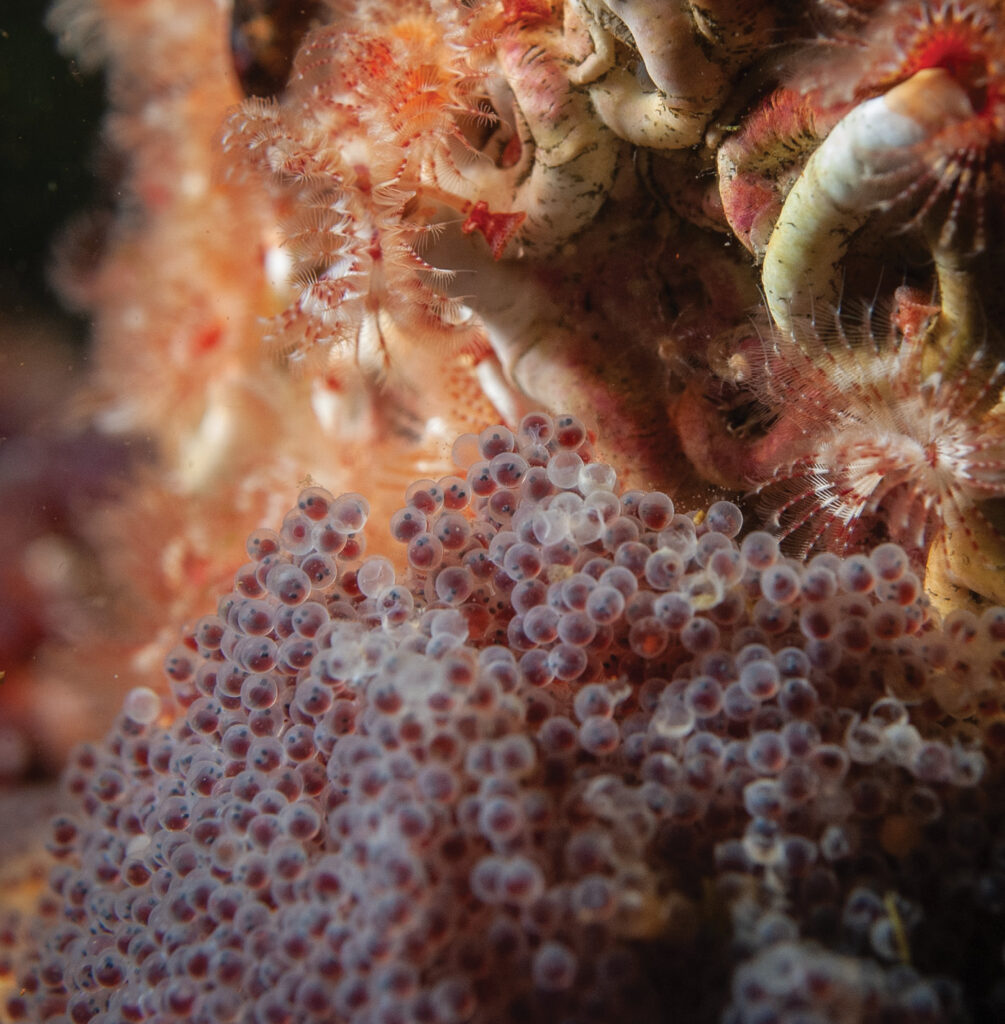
[1,0,1003,774]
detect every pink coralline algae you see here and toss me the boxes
[6,415,1005,1023]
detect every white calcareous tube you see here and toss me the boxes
[762,68,974,335]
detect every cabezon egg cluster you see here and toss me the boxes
[5,414,1005,1023]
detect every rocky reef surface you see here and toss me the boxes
[2,0,1005,1020]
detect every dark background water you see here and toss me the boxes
[1,0,104,343]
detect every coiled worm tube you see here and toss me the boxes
[763,68,974,335]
